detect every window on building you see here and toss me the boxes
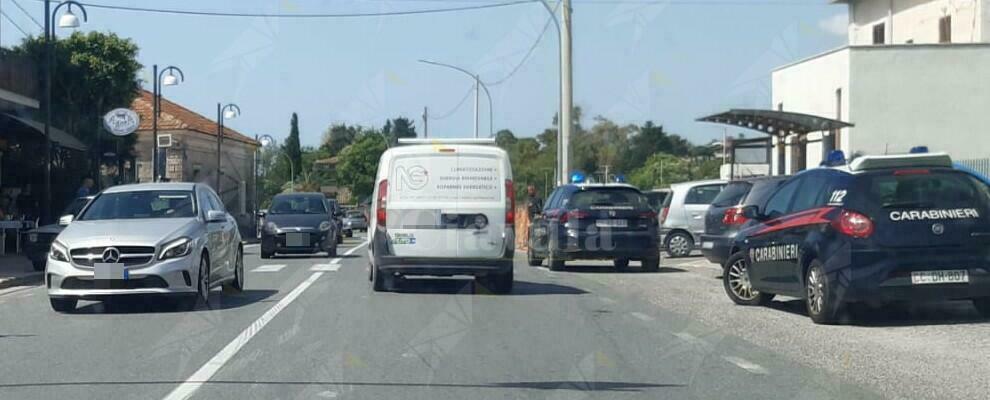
[872,23,886,45]
[939,15,952,43]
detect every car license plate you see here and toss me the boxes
[702,241,714,249]
[911,270,969,285]
[286,232,309,247]
[94,263,128,280]
[595,219,628,228]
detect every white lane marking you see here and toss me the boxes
[599,296,617,305]
[310,263,342,272]
[163,242,367,400]
[673,332,699,342]
[243,243,259,249]
[629,312,654,322]
[723,356,769,375]
[251,264,286,273]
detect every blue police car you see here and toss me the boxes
[722,152,990,324]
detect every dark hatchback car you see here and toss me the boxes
[20,196,93,271]
[260,193,339,258]
[700,176,788,266]
[528,184,660,271]
[723,153,990,324]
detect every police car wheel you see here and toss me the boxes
[972,298,990,317]
[548,252,566,271]
[613,258,630,270]
[806,261,841,324]
[723,253,773,306]
[665,232,693,258]
[642,257,660,272]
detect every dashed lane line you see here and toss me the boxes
[723,356,769,375]
[162,242,367,400]
[250,264,286,273]
[629,312,655,322]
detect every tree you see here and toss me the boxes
[13,31,142,170]
[336,131,387,200]
[382,117,416,146]
[285,113,302,179]
[494,129,517,149]
[321,124,358,155]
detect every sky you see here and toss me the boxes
[0,0,848,149]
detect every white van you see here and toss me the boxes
[368,138,515,293]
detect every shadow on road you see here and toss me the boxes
[767,299,990,327]
[0,380,682,392]
[554,264,686,274]
[71,289,278,314]
[391,278,587,296]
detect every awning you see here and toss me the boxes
[697,109,853,136]
[2,113,88,151]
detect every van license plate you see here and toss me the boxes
[595,219,627,228]
[94,263,128,280]
[911,270,968,285]
[286,233,309,247]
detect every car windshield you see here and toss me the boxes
[570,188,647,209]
[78,191,195,220]
[269,196,327,215]
[60,197,90,217]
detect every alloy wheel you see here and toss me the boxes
[727,258,759,301]
[807,267,825,315]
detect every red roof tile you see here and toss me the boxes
[133,90,259,146]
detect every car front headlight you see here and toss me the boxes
[265,221,278,233]
[49,241,69,262]
[159,237,192,261]
[319,221,332,231]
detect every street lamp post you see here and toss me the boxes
[418,59,493,138]
[152,65,184,181]
[42,0,87,224]
[216,103,240,193]
[539,0,572,186]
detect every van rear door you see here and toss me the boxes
[387,151,460,258]
[451,150,507,259]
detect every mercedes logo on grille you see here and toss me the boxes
[102,247,121,263]
[932,223,945,236]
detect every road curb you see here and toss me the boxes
[0,272,43,291]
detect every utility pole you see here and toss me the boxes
[422,106,428,138]
[560,0,573,185]
[473,75,480,139]
[216,103,222,191]
[42,0,52,224]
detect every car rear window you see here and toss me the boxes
[570,188,647,210]
[711,182,751,207]
[684,184,724,205]
[742,179,787,207]
[862,171,990,211]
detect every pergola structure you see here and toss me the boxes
[697,109,854,175]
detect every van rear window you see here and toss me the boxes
[571,189,647,210]
[864,171,990,210]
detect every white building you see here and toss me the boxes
[770,0,990,175]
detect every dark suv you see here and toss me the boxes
[527,184,660,271]
[700,176,788,266]
[722,153,990,324]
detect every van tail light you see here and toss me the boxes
[722,206,749,226]
[505,180,515,225]
[560,210,590,224]
[659,207,670,225]
[832,209,874,238]
[376,179,388,228]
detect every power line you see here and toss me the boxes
[10,0,41,28]
[483,0,558,86]
[30,0,536,18]
[432,85,476,120]
[1,10,29,37]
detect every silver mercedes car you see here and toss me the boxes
[46,182,244,312]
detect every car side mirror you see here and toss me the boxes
[207,210,227,223]
[740,205,764,221]
[58,214,74,226]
